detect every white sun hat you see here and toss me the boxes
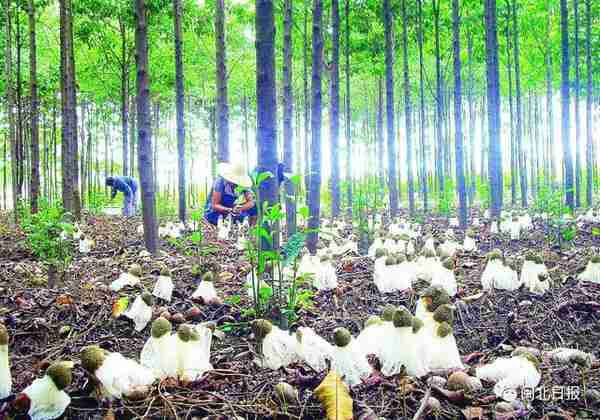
[217,162,252,188]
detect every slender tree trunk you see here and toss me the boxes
[400,0,414,215]
[135,0,158,253]
[344,0,352,216]
[383,0,398,216]
[452,0,467,227]
[505,10,516,205]
[585,0,592,206]
[215,0,229,162]
[209,105,217,179]
[303,0,310,197]
[120,20,129,177]
[467,30,476,202]
[174,0,186,222]
[545,2,555,183]
[480,98,487,180]
[417,0,428,212]
[4,0,17,212]
[573,0,581,207]
[560,0,574,209]
[376,78,384,192]
[129,94,136,176]
[433,0,444,195]
[484,0,503,216]
[283,0,296,235]
[330,0,341,217]
[511,0,526,207]
[15,6,24,204]
[28,0,39,213]
[307,0,323,253]
[59,0,74,215]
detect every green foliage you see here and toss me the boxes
[532,183,567,219]
[19,200,73,269]
[437,178,456,216]
[156,194,177,218]
[475,176,490,209]
[86,190,119,215]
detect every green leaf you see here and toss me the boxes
[255,171,274,187]
[282,232,307,267]
[592,227,600,237]
[289,174,302,186]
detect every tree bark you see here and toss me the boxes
[59,0,74,215]
[283,0,296,235]
[4,0,17,213]
[28,0,39,213]
[452,0,467,227]
[512,0,526,207]
[344,0,352,216]
[504,8,516,205]
[329,0,341,218]
[383,0,398,216]
[307,0,323,253]
[400,0,414,215]
[560,0,574,209]
[377,78,384,192]
[417,0,428,212]
[303,0,310,197]
[215,0,229,162]
[433,0,444,195]
[120,19,129,177]
[573,0,581,207]
[585,0,592,206]
[484,0,503,216]
[135,0,159,253]
[174,0,186,222]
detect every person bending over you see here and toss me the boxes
[106,176,138,217]
[204,163,257,225]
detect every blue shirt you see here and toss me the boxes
[109,176,137,199]
[204,176,250,224]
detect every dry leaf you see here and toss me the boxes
[461,406,484,420]
[112,296,129,318]
[103,408,116,420]
[56,294,74,306]
[314,371,353,420]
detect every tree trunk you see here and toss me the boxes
[307,0,323,253]
[573,0,581,207]
[174,0,186,222]
[467,30,476,203]
[120,19,129,177]
[484,0,503,216]
[504,9,516,205]
[4,0,16,213]
[560,0,574,209]
[433,0,444,195]
[376,78,384,192]
[59,0,74,216]
[215,0,229,162]
[283,0,296,235]
[344,0,352,216]
[383,0,398,216]
[303,0,310,197]
[585,0,592,206]
[512,0,526,207]
[417,0,428,212]
[129,94,136,176]
[329,0,341,218]
[400,0,414,215]
[28,0,39,213]
[452,0,467,227]
[135,0,159,253]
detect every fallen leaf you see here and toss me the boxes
[112,296,129,318]
[461,406,484,420]
[219,272,234,282]
[314,371,353,420]
[56,295,74,306]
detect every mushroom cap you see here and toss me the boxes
[46,361,74,391]
[141,292,154,306]
[433,304,454,324]
[128,263,143,277]
[591,255,600,264]
[381,304,397,322]
[524,251,543,265]
[395,253,407,263]
[251,319,273,341]
[421,285,451,312]
[0,323,8,346]
[385,256,397,266]
[486,249,503,262]
[177,324,199,342]
[333,327,352,347]
[442,258,454,270]
[202,271,215,282]
[365,315,383,328]
[436,322,453,338]
[375,248,387,259]
[151,317,172,339]
[411,317,424,333]
[80,345,107,373]
[538,272,548,281]
[393,307,413,328]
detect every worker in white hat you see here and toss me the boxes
[204,162,257,225]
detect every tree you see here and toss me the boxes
[573,0,581,207]
[383,0,398,216]
[215,0,229,162]
[416,0,428,212]
[135,0,159,253]
[452,0,467,227]
[330,0,341,218]
[344,0,351,216]
[256,0,279,242]
[174,0,186,222]
[28,0,40,213]
[433,0,444,194]
[400,0,414,215]
[585,0,592,206]
[560,0,574,209]
[484,0,503,216]
[512,0,526,207]
[4,0,17,213]
[307,0,323,253]
[282,0,296,235]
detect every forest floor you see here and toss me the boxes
[1,210,600,420]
